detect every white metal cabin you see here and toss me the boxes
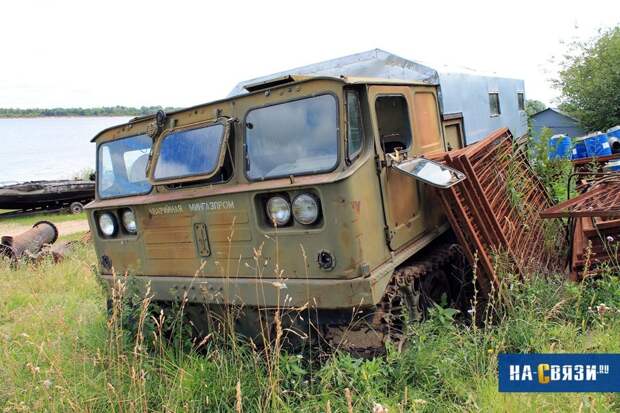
[229,49,527,147]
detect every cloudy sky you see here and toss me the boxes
[1,0,618,109]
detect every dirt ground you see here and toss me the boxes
[0,219,89,238]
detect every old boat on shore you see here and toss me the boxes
[0,180,95,214]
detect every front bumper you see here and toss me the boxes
[98,223,451,309]
[99,266,394,309]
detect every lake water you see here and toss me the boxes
[0,117,132,183]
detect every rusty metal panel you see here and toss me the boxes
[205,210,249,225]
[145,245,196,260]
[571,216,620,280]
[544,175,620,280]
[142,229,193,244]
[208,227,252,243]
[437,128,567,296]
[540,180,620,218]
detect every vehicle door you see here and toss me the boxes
[368,85,445,250]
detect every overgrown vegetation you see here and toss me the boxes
[71,167,96,181]
[555,25,620,131]
[0,106,180,119]
[525,99,546,117]
[527,127,574,202]
[0,210,86,227]
[1,236,619,411]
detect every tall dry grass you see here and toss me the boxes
[1,226,620,412]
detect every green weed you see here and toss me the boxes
[1,240,619,412]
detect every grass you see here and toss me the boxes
[1,137,618,411]
[0,210,86,227]
[1,237,619,412]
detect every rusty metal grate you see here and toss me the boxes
[540,175,620,280]
[570,216,620,280]
[540,179,620,219]
[437,128,567,296]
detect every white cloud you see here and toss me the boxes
[1,0,618,108]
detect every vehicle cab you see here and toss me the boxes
[87,75,449,310]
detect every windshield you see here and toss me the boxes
[98,134,152,199]
[153,123,226,181]
[245,94,338,180]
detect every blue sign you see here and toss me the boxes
[499,354,620,392]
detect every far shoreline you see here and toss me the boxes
[0,106,179,120]
[0,115,135,120]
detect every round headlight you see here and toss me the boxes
[121,209,137,234]
[292,193,320,225]
[98,213,117,236]
[266,196,291,226]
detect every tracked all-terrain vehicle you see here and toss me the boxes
[87,50,527,353]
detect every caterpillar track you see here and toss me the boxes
[324,242,468,357]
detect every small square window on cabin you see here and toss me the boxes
[346,91,364,160]
[517,92,525,111]
[489,93,501,116]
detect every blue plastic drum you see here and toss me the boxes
[607,126,620,153]
[584,133,612,157]
[572,137,588,160]
[548,134,572,160]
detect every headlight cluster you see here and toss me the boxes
[265,193,320,227]
[121,209,137,234]
[97,209,137,237]
[98,213,117,236]
[266,196,291,226]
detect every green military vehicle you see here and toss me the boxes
[87,50,527,353]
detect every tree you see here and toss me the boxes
[0,105,180,118]
[554,26,620,131]
[525,99,546,117]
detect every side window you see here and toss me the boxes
[99,145,114,194]
[517,92,525,111]
[375,95,412,153]
[489,92,501,116]
[346,91,364,160]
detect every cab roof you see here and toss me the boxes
[90,71,432,143]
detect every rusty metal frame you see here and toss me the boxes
[437,128,567,296]
[542,174,620,280]
[541,181,620,219]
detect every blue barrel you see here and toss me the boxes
[548,134,572,159]
[584,132,612,157]
[607,126,620,153]
[572,137,588,160]
[608,125,620,138]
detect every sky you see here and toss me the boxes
[1,0,618,109]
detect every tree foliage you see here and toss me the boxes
[0,105,179,118]
[555,26,620,131]
[525,99,546,117]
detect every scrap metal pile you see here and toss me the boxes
[432,128,568,297]
[541,174,620,280]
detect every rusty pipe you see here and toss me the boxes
[0,221,58,260]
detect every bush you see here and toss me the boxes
[528,127,573,201]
